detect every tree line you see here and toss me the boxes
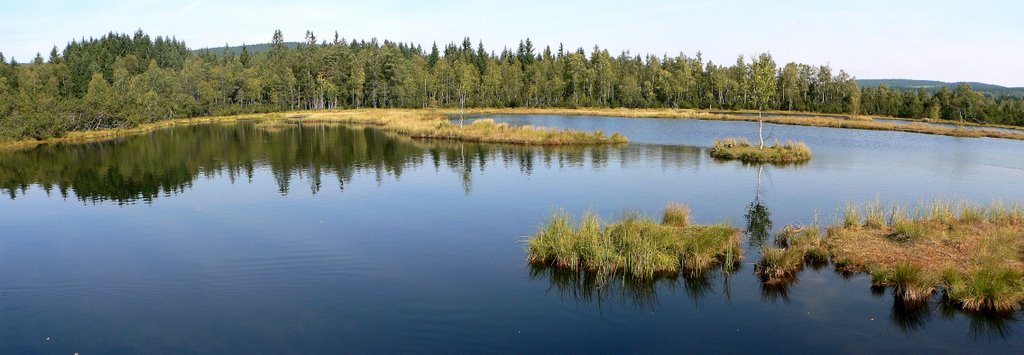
[1,29,1021,141]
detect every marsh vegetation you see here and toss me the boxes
[709,137,812,164]
[828,199,1024,312]
[526,204,742,281]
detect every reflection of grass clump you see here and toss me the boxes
[526,203,742,281]
[709,137,812,164]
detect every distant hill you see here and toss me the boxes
[192,42,301,56]
[859,79,1024,97]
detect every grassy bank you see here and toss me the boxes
[461,108,1024,141]
[526,204,742,280]
[827,199,1024,311]
[709,138,812,164]
[279,110,628,145]
[6,107,1024,151]
[0,113,279,151]
[0,109,627,151]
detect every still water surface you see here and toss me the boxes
[1,116,1023,352]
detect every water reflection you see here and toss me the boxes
[857,279,1019,340]
[528,264,735,311]
[0,123,703,203]
[745,166,772,248]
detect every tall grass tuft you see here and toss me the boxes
[872,263,936,304]
[526,204,742,281]
[944,265,1024,312]
[864,197,886,228]
[662,203,692,227]
[755,225,828,284]
[842,203,861,228]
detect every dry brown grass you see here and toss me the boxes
[285,109,628,145]
[6,107,1024,151]
[460,107,1024,141]
[828,199,1024,311]
[0,109,629,151]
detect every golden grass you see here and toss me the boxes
[0,113,280,151]
[708,137,812,164]
[282,109,628,145]
[6,107,1024,151]
[662,203,692,227]
[827,199,1024,311]
[526,203,742,281]
[460,107,1024,141]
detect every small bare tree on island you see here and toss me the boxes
[751,53,777,149]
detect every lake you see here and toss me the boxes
[1,115,1023,353]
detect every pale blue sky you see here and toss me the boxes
[2,0,1022,86]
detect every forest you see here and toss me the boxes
[1,29,1022,142]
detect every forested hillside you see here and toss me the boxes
[859,79,1024,96]
[1,29,1022,142]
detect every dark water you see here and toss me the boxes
[2,117,1023,353]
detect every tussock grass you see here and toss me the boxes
[708,138,812,164]
[526,203,742,281]
[828,198,1024,312]
[871,263,937,304]
[755,247,805,284]
[755,225,828,283]
[662,203,692,227]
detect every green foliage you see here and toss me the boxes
[4,29,1024,142]
[0,30,870,142]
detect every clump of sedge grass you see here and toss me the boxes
[944,265,1024,312]
[526,203,742,281]
[871,262,937,305]
[662,203,691,227]
[755,225,829,283]
[755,247,805,284]
[708,137,812,164]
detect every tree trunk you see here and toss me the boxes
[758,111,765,149]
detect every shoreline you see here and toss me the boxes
[4,107,1024,151]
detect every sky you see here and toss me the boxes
[2,0,1022,86]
